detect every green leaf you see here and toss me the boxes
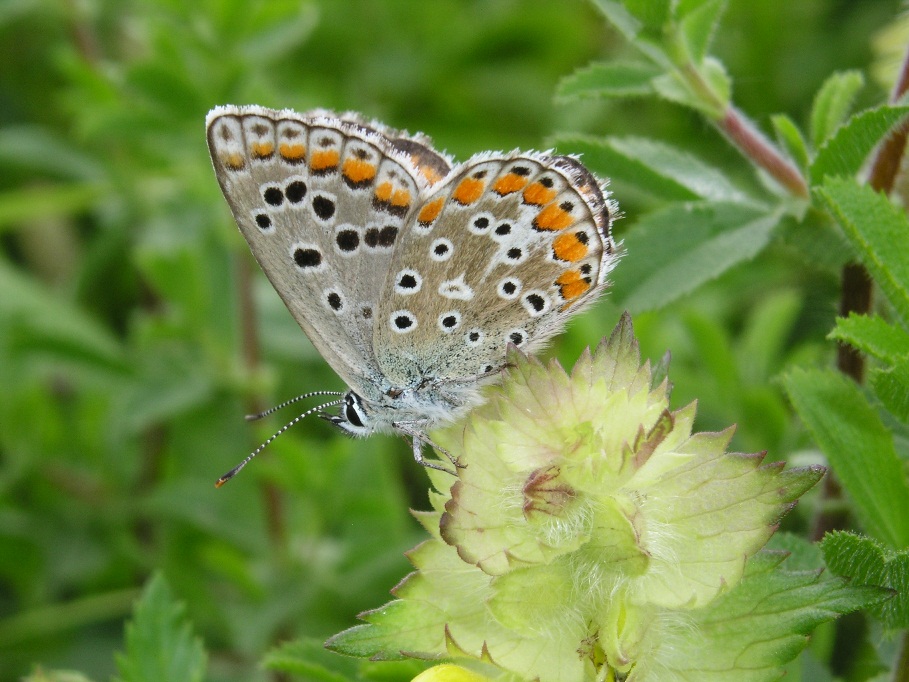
[870,360,909,423]
[0,257,126,373]
[553,135,697,201]
[831,314,909,364]
[0,587,140,649]
[114,574,206,682]
[771,114,811,171]
[774,208,853,273]
[679,0,727,61]
[816,178,909,324]
[651,57,731,118]
[810,70,865,149]
[592,0,643,41]
[701,56,732,107]
[622,0,671,28]
[0,183,107,232]
[782,368,909,549]
[614,202,780,312]
[264,637,358,682]
[238,4,319,64]
[657,550,885,677]
[555,61,659,100]
[592,0,670,66]
[0,126,104,179]
[809,106,909,185]
[553,134,752,203]
[116,345,215,433]
[326,600,440,661]
[821,531,909,629]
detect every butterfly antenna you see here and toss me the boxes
[245,390,344,421]
[216,398,344,488]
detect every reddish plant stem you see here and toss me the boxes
[882,50,909,673]
[63,0,101,64]
[812,44,909,547]
[719,107,810,198]
[837,42,909,383]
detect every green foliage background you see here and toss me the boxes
[0,0,904,680]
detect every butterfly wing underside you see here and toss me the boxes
[206,106,451,393]
[373,153,617,385]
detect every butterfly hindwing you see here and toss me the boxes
[373,153,616,385]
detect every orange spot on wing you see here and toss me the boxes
[493,173,528,196]
[279,143,306,161]
[534,203,574,231]
[418,197,445,225]
[310,149,339,171]
[374,181,393,202]
[419,165,444,184]
[250,142,274,158]
[556,269,591,301]
[224,152,245,170]
[523,182,557,206]
[452,177,485,205]
[391,188,411,208]
[552,232,589,263]
[342,157,376,183]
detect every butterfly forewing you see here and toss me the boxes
[206,106,444,393]
[373,153,616,385]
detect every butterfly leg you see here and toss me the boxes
[394,421,463,476]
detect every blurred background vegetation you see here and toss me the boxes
[0,0,905,680]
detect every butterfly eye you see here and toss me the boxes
[345,394,365,427]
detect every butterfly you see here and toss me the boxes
[206,105,618,483]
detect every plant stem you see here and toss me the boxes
[63,0,101,64]
[813,43,909,543]
[719,107,809,198]
[836,41,909,382]
[669,28,809,199]
[868,41,909,193]
[836,263,872,382]
[894,630,909,682]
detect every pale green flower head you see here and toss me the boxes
[329,314,831,681]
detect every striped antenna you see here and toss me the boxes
[216,397,344,488]
[245,390,344,421]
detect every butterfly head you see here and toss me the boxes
[323,391,374,437]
